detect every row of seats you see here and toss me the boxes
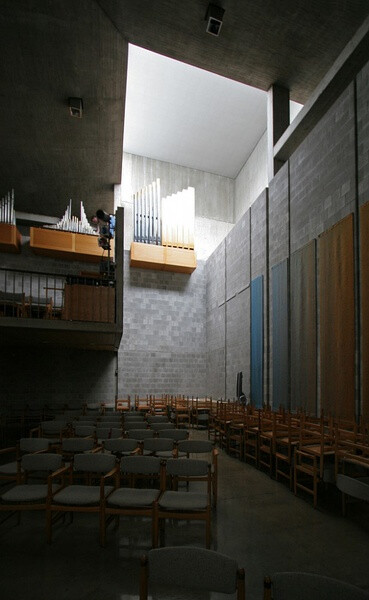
[209,403,369,511]
[0,452,213,548]
[139,547,369,600]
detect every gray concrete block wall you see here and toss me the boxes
[268,162,290,268]
[225,210,251,398]
[268,162,290,408]
[289,84,356,253]
[225,290,250,399]
[206,241,226,398]
[250,189,269,404]
[357,60,369,207]
[119,250,206,396]
[225,210,250,299]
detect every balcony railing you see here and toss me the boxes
[0,267,116,323]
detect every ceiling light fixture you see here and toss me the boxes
[68,97,83,118]
[205,4,225,37]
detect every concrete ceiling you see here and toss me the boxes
[0,0,369,219]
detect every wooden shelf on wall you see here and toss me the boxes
[0,223,22,253]
[30,227,114,263]
[130,242,196,274]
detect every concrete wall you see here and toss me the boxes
[234,131,268,223]
[115,152,234,260]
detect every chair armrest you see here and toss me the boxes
[100,465,120,499]
[47,465,70,498]
[92,445,103,453]
[29,426,40,436]
[0,445,16,454]
[49,465,70,480]
[295,449,317,467]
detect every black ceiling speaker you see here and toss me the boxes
[205,4,225,37]
[68,97,83,118]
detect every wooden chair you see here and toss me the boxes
[140,547,245,599]
[115,396,131,412]
[102,438,140,457]
[157,428,189,442]
[101,455,162,547]
[177,439,219,507]
[124,421,148,435]
[141,437,175,458]
[154,457,212,548]
[135,395,151,414]
[243,410,260,467]
[0,437,50,485]
[258,411,275,475]
[171,396,191,428]
[59,437,97,463]
[149,422,173,432]
[0,291,26,317]
[294,419,335,508]
[149,395,168,416]
[335,441,369,516]
[192,397,212,429]
[0,453,63,526]
[274,414,300,489]
[147,415,169,424]
[95,426,122,444]
[29,295,53,319]
[30,420,69,445]
[263,572,369,599]
[46,453,117,544]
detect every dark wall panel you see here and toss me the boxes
[272,260,289,408]
[360,202,369,420]
[251,276,263,408]
[319,214,355,418]
[290,241,317,413]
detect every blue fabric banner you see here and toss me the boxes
[251,275,263,408]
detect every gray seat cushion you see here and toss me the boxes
[159,491,208,510]
[0,461,19,475]
[1,483,60,502]
[337,474,369,502]
[270,572,369,600]
[107,487,160,507]
[53,484,114,505]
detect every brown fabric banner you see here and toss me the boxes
[290,240,317,414]
[319,214,355,419]
[360,202,369,421]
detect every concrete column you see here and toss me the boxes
[267,84,290,181]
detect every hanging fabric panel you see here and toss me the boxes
[319,213,355,419]
[251,275,263,408]
[272,259,289,409]
[360,202,369,421]
[290,240,317,414]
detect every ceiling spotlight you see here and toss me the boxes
[205,3,225,37]
[68,97,83,118]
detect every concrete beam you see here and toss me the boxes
[274,14,369,163]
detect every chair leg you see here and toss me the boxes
[205,509,211,549]
[342,492,347,517]
[46,509,52,544]
[100,510,106,548]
